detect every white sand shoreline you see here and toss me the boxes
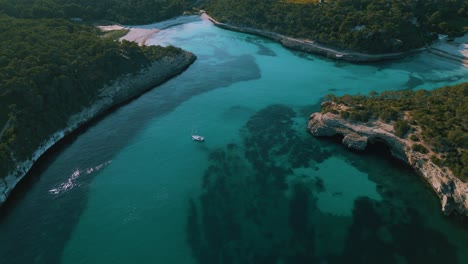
[98,25,160,46]
[98,15,202,46]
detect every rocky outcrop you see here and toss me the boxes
[203,13,424,63]
[308,111,468,216]
[0,52,196,206]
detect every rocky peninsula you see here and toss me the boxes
[308,103,468,216]
[0,51,196,207]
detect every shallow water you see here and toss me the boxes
[1,16,468,264]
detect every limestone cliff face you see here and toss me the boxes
[308,111,468,216]
[0,52,196,206]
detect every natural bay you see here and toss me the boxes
[1,16,468,264]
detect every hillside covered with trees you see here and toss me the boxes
[0,0,466,180]
[205,0,468,53]
[0,17,187,177]
[0,1,198,178]
[0,0,195,24]
[321,83,468,181]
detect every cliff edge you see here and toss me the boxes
[0,52,196,206]
[308,108,468,216]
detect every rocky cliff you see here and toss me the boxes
[308,109,468,216]
[0,52,196,206]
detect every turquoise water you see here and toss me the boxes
[1,16,468,264]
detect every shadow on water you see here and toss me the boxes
[0,147,91,264]
[289,50,317,61]
[187,105,328,264]
[329,197,458,264]
[0,51,261,264]
[329,142,460,264]
[187,104,463,264]
[405,74,425,90]
[244,36,277,56]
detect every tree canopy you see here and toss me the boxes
[0,0,196,24]
[205,0,468,53]
[0,3,189,177]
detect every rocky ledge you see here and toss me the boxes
[308,109,468,216]
[0,51,196,207]
[203,13,424,63]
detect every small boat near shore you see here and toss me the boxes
[192,135,205,142]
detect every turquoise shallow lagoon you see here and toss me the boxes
[1,16,468,264]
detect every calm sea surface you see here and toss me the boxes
[1,16,468,264]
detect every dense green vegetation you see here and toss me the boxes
[322,83,468,181]
[0,0,196,24]
[0,10,188,177]
[205,0,468,53]
[0,0,465,186]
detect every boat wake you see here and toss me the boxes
[49,160,112,195]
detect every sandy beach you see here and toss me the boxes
[98,15,201,46]
[98,24,160,46]
[121,28,160,45]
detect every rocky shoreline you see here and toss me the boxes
[203,13,424,63]
[308,109,468,216]
[0,52,196,207]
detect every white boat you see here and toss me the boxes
[191,126,205,142]
[192,135,205,141]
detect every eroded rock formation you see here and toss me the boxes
[308,111,468,216]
